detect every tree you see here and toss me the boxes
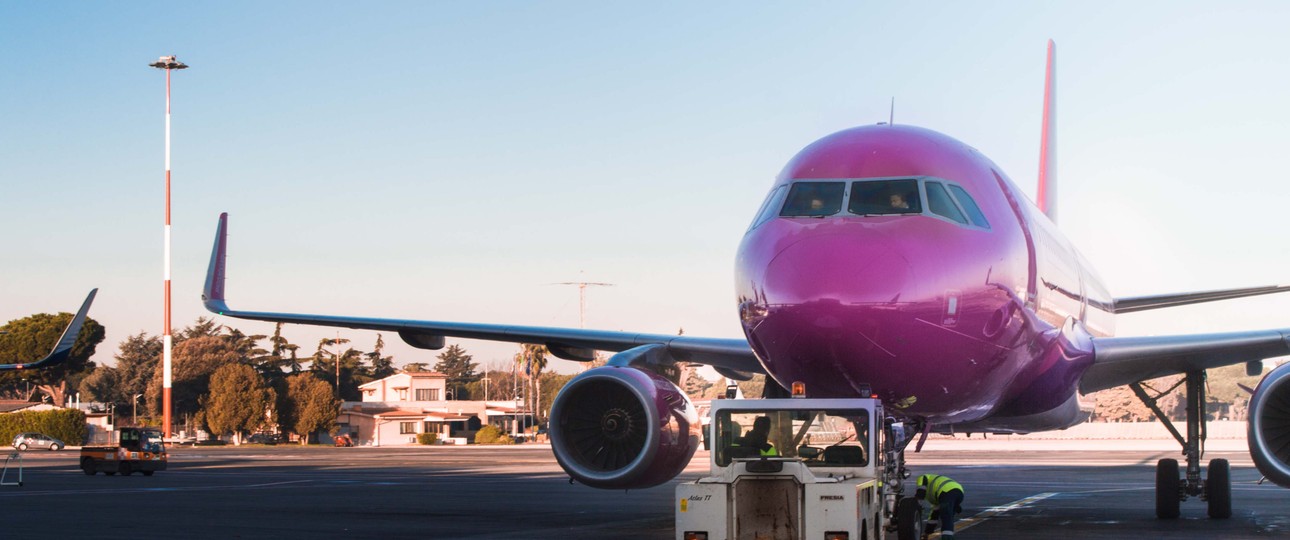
[365,334,396,380]
[0,312,105,392]
[434,344,479,400]
[147,335,238,424]
[262,322,303,377]
[112,332,162,411]
[514,344,549,421]
[177,317,221,342]
[202,364,275,445]
[77,366,120,405]
[538,372,575,418]
[279,373,339,445]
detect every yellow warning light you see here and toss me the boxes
[791,381,806,398]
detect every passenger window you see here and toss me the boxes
[779,182,844,217]
[849,179,922,215]
[948,185,990,228]
[925,182,968,224]
[748,185,789,230]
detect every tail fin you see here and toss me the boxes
[202,212,231,314]
[1037,39,1057,222]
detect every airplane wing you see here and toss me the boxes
[1081,328,1290,393]
[1113,285,1290,313]
[0,288,98,371]
[202,213,763,378]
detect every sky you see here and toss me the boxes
[3,2,1290,375]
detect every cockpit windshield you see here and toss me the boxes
[779,182,845,217]
[714,408,870,467]
[848,179,921,215]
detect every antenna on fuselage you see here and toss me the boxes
[889,97,895,125]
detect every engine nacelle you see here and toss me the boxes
[549,365,699,489]
[1248,360,1290,487]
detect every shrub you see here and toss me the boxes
[417,432,438,445]
[474,425,514,445]
[0,408,87,446]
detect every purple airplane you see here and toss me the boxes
[201,41,1290,519]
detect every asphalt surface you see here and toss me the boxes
[0,441,1286,539]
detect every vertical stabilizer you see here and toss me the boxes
[1037,39,1057,222]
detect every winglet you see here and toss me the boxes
[1036,39,1057,223]
[202,212,231,314]
[0,288,97,371]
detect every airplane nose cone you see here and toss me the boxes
[763,231,913,306]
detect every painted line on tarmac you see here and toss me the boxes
[929,492,1057,539]
[0,479,314,497]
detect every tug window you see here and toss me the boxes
[925,181,969,225]
[848,179,922,215]
[948,184,990,228]
[779,182,844,217]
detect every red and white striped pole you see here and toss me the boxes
[150,56,187,438]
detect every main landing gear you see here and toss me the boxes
[1131,370,1231,519]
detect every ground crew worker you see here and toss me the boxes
[916,473,964,536]
[735,416,778,456]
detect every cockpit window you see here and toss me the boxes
[848,179,922,215]
[925,181,968,225]
[748,185,789,231]
[779,182,844,217]
[947,184,990,228]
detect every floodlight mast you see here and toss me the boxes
[149,55,187,438]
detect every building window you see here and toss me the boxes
[397,388,408,401]
[399,421,417,434]
[424,421,444,434]
[416,389,440,401]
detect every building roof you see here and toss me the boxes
[0,400,39,413]
[426,413,472,421]
[357,371,449,389]
[374,409,428,419]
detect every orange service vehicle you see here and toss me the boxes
[80,427,168,476]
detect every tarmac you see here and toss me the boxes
[0,439,1285,539]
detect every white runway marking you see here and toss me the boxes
[929,492,1057,538]
[0,479,313,497]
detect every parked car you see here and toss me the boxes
[164,434,197,446]
[247,433,282,445]
[12,432,64,451]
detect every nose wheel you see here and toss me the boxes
[1138,371,1232,519]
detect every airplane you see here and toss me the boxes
[0,289,98,371]
[199,41,1290,519]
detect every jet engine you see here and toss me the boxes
[549,365,700,489]
[1249,360,1290,487]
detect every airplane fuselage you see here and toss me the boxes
[736,124,1115,430]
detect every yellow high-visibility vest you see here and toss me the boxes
[918,474,963,506]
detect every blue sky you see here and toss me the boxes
[3,2,1289,373]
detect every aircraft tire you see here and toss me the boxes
[119,462,132,476]
[896,496,924,540]
[1207,458,1232,519]
[1156,458,1181,519]
[81,458,96,476]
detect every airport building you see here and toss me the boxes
[337,371,531,446]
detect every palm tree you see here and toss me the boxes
[514,343,549,423]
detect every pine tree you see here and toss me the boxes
[435,344,479,400]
